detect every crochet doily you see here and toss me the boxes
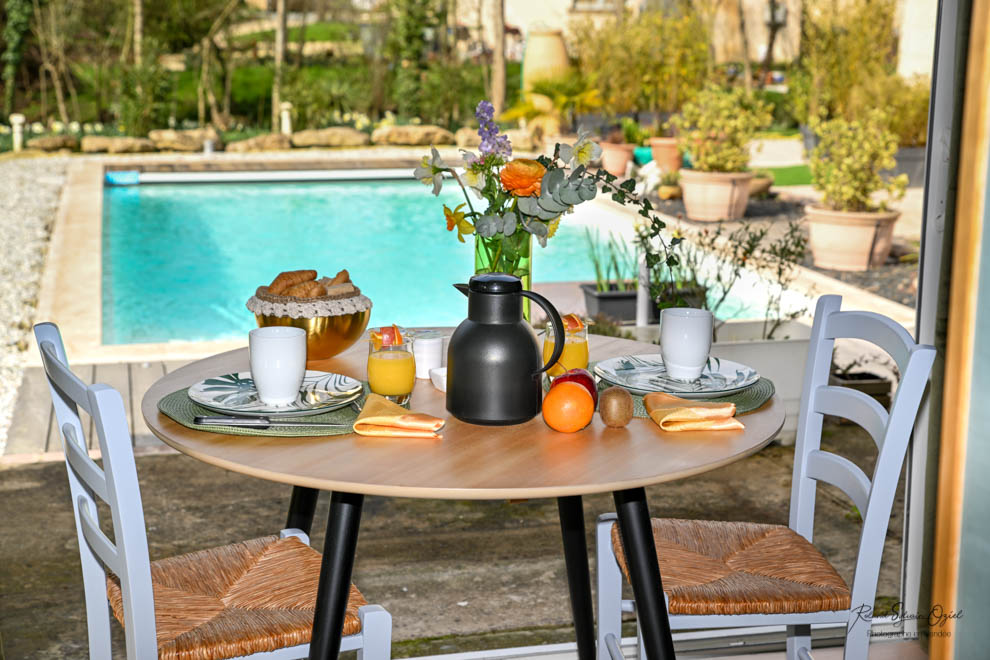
[247,285,373,319]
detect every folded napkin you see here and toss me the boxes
[352,394,445,439]
[643,392,745,432]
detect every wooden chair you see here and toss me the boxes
[34,322,392,660]
[595,295,936,660]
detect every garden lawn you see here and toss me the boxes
[767,164,812,186]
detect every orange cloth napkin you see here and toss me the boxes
[643,392,745,432]
[352,394,445,439]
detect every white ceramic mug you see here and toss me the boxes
[660,308,713,381]
[249,326,307,406]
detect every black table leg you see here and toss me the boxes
[309,491,364,660]
[286,486,320,536]
[557,495,596,660]
[613,488,675,660]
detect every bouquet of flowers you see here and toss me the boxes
[415,100,679,288]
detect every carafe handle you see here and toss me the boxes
[521,290,565,376]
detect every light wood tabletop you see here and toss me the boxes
[141,333,784,500]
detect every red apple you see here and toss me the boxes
[552,368,599,408]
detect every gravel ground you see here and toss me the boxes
[0,156,67,452]
[656,194,919,308]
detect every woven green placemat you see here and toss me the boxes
[158,386,369,437]
[545,371,775,418]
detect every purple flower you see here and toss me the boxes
[475,100,512,158]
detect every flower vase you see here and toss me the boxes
[474,232,533,321]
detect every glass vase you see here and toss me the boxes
[474,232,533,321]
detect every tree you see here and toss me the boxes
[272,0,286,130]
[758,0,783,88]
[2,0,32,117]
[489,0,505,116]
[387,0,446,118]
[134,0,143,66]
[734,0,751,91]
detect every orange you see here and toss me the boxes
[562,313,585,333]
[542,381,595,433]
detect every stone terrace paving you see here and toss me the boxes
[0,147,922,657]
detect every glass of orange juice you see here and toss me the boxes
[368,337,416,405]
[543,316,589,378]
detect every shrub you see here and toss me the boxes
[789,0,899,124]
[809,111,907,212]
[875,75,931,147]
[572,7,708,118]
[668,85,772,172]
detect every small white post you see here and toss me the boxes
[636,253,651,326]
[279,101,293,136]
[9,113,25,152]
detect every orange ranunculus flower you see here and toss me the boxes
[500,158,546,197]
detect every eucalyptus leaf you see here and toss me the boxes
[543,168,566,196]
[500,212,517,236]
[558,186,584,206]
[537,191,569,214]
[578,178,597,201]
[475,214,499,238]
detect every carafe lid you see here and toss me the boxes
[469,273,522,294]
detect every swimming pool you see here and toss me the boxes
[101,179,640,344]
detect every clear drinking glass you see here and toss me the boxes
[543,321,590,378]
[367,340,416,405]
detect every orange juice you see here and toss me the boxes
[544,335,590,377]
[368,350,416,396]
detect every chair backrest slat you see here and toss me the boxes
[812,385,889,450]
[77,495,122,574]
[62,425,110,502]
[824,311,914,374]
[805,450,871,517]
[34,323,159,659]
[39,340,93,416]
[789,296,935,615]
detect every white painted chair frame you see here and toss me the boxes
[35,322,392,660]
[595,295,936,660]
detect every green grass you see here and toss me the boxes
[766,164,812,186]
[234,21,357,45]
[755,127,801,139]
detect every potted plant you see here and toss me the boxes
[599,117,643,178]
[749,168,774,197]
[580,228,641,323]
[806,111,908,271]
[829,355,893,408]
[883,74,930,187]
[668,85,772,222]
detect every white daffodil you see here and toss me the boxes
[413,146,447,196]
[462,168,484,197]
[559,130,603,169]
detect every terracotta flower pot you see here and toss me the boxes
[600,142,635,178]
[679,169,754,222]
[806,205,900,271]
[522,31,570,92]
[648,137,682,173]
[749,176,773,196]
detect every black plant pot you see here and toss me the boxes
[580,283,650,324]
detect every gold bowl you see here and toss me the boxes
[255,309,371,360]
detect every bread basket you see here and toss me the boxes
[246,282,372,360]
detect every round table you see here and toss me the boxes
[143,333,784,660]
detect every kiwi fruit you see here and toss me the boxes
[599,386,634,428]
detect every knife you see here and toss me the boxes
[194,415,353,429]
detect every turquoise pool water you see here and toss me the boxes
[102,180,634,344]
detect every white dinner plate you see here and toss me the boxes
[188,370,362,417]
[594,354,759,398]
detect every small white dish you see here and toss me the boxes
[430,367,447,392]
